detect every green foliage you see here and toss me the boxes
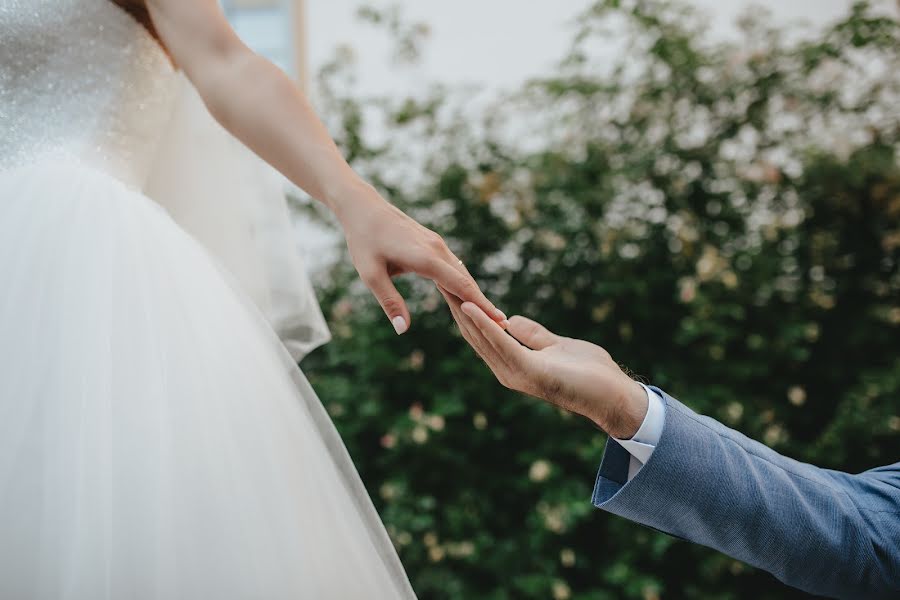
[304,1,900,598]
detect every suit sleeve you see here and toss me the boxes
[592,388,900,599]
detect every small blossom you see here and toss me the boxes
[810,290,836,310]
[396,531,412,546]
[679,277,697,303]
[696,245,721,280]
[427,415,445,431]
[591,302,613,322]
[446,541,476,558]
[380,434,397,449]
[552,580,571,600]
[379,483,397,501]
[725,402,744,423]
[473,412,488,430]
[721,270,739,289]
[529,460,552,482]
[889,308,900,325]
[407,350,425,371]
[409,403,424,421]
[764,424,787,446]
[412,426,429,444]
[805,323,820,341]
[536,229,567,251]
[560,548,576,567]
[332,298,353,320]
[788,386,806,407]
[642,587,661,600]
[538,503,567,534]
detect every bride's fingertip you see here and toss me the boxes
[391,315,409,335]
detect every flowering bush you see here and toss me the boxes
[303,1,900,597]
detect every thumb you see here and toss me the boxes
[363,270,411,335]
[506,315,558,350]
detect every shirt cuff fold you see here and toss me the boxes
[611,384,665,480]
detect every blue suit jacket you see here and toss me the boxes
[593,388,900,599]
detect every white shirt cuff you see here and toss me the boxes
[613,383,665,481]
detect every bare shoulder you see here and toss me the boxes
[143,0,246,77]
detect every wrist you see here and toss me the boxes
[323,177,380,221]
[602,380,648,439]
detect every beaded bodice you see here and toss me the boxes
[0,0,178,188]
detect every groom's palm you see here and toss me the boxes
[533,336,618,402]
[515,323,639,435]
[445,295,645,438]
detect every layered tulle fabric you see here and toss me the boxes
[0,159,415,599]
[146,76,331,362]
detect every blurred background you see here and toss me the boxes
[227,1,899,598]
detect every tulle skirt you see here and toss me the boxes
[0,160,415,599]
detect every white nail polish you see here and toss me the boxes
[391,316,408,335]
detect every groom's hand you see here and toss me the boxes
[441,290,647,439]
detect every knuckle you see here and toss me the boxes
[359,266,381,285]
[380,295,404,313]
[425,231,446,251]
[459,277,479,295]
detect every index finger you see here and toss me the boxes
[422,259,507,324]
[460,301,530,366]
[439,287,493,362]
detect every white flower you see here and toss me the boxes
[379,484,397,501]
[411,426,429,444]
[529,460,552,482]
[552,580,571,600]
[473,412,488,430]
[787,386,806,407]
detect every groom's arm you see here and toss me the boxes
[595,387,900,599]
[445,302,900,599]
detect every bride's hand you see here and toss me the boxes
[335,183,506,334]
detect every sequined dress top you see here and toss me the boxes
[0,0,178,188]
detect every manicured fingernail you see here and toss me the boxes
[461,302,476,315]
[493,308,508,321]
[500,319,510,330]
[391,316,408,335]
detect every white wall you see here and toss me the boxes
[305,0,894,96]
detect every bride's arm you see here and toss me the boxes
[145,0,506,334]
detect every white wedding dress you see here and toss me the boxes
[0,1,416,598]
